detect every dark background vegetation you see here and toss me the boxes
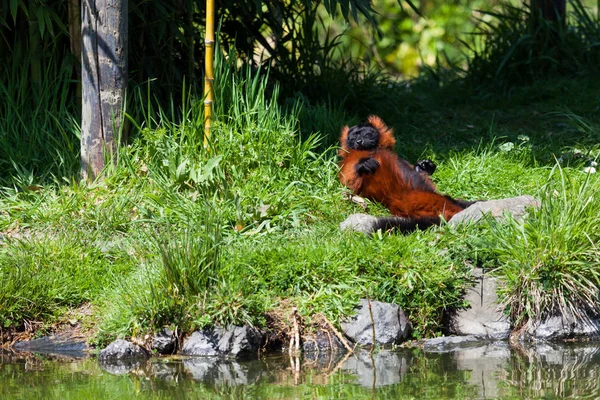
[2,0,600,183]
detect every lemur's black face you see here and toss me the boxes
[346,123,379,150]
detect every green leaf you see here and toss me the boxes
[45,10,54,37]
[36,7,46,39]
[10,0,18,23]
[202,155,223,181]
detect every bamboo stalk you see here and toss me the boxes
[367,295,376,355]
[204,0,215,148]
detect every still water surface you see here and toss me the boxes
[2,341,600,399]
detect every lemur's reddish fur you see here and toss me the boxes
[339,115,471,225]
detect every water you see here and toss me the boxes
[2,341,600,399]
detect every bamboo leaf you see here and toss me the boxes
[10,0,18,22]
[36,7,46,39]
[45,10,54,37]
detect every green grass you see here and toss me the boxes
[2,4,600,344]
[465,166,600,329]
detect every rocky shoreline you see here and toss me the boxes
[9,195,600,362]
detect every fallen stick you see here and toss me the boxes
[321,314,354,353]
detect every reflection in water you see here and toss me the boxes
[3,342,600,399]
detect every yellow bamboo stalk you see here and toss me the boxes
[204,0,215,148]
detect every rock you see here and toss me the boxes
[13,332,88,358]
[181,326,265,358]
[419,335,486,352]
[215,325,264,357]
[446,268,510,339]
[152,328,177,355]
[181,330,220,356]
[339,213,379,234]
[99,339,149,360]
[525,312,600,341]
[341,299,411,346]
[449,195,540,226]
[302,328,346,354]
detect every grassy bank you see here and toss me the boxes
[2,40,600,346]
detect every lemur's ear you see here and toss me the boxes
[367,115,395,149]
[338,125,350,156]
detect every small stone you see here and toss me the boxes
[339,213,378,234]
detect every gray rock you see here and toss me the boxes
[99,339,149,360]
[152,328,177,354]
[181,330,220,356]
[339,213,379,234]
[525,312,600,341]
[449,195,540,226]
[302,328,346,354]
[13,332,88,358]
[181,326,265,357]
[341,299,412,346]
[215,325,264,357]
[419,335,487,352]
[446,268,510,339]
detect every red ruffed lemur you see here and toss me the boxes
[339,115,475,232]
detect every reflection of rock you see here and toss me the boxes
[181,326,265,357]
[152,328,177,355]
[446,268,510,339]
[302,329,346,354]
[341,299,411,346]
[419,335,487,352]
[342,350,413,388]
[419,339,512,399]
[449,195,540,226]
[99,358,146,375]
[151,361,182,380]
[452,341,511,399]
[13,332,88,358]
[303,349,348,369]
[183,357,263,385]
[99,339,149,360]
